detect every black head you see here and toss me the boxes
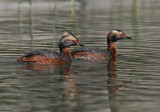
[107,29,132,43]
[59,32,84,49]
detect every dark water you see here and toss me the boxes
[0,0,160,112]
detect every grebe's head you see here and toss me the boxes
[59,32,84,48]
[107,29,132,43]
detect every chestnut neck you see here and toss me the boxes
[60,47,72,60]
[107,42,117,57]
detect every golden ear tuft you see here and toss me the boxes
[62,32,69,37]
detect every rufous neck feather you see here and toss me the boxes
[108,42,117,57]
[61,48,72,60]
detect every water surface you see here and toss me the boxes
[0,0,160,112]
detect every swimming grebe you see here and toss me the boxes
[71,29,132,61]
[16,32,84,64]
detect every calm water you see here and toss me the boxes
[0,0,160,112]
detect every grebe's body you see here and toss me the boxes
[72,47,111,61]
[17,49,69,64]
[71,30,132,61]
[17,32,84,64]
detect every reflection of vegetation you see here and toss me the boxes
[131,0,140,38]
[18,0,22,39]
[89,0,95,34]
[71,0,77,33]
[110,0,115,29]
[52,0,57,48]
[71,0,75,16]
[141,0,146,10]
[149,0,156,19]
[110,0,124,29]
[119,0,124,28]
[29,0,34,50]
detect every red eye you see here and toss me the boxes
[120,33,125,37]
[73,40,79,45]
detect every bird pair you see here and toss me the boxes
[16,30,132,64]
